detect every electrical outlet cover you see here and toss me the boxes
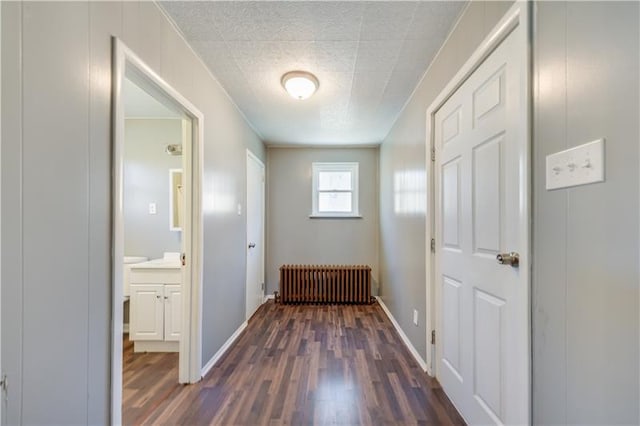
[546,139,605,190]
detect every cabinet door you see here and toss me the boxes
[164,284,181,342]
[130,284,164,341]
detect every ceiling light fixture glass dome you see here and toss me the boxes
[281,71,319,100]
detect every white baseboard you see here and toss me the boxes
[375,296,429,372]
[264,294,275,302]
[201,320,248,378]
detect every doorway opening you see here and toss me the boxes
[111,38,204,424]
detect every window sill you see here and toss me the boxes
[309,214,363,219]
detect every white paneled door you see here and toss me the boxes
[434,7,529,425]
[246,151,265,320]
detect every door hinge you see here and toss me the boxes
[181,253,186,266]
[261,282,264,291]
[431,330,436,345]
[430,238,436,253]
[431,148,436,162]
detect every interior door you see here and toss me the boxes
[246,151,265,320]
[434,18,528,425]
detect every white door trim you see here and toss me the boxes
[0,3,3,420]
[245,149,265,320]
[111,37,204,425]
[425,0,531,418]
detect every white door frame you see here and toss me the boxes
[245,149,265,318]
[425,0,531,415]
[0,3,3,421]
[111,37,204,424]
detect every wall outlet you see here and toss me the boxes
[413,309,419,326]
[237,204,242,215]
[148,202,157,215]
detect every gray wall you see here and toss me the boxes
[380,0,639,422]
[379,1,512,362]
[1,1,265,424]
[266,147,379,295]
[532,2,639,424]
[124,118,182,260]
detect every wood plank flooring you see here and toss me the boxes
[123,335,180,425]
[123,301,465,425]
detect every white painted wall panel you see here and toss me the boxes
[1,3,24,424]
[534,2,639,424]
[21,3,90,423]
[1,1,265,423]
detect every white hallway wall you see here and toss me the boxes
[2,1,638,424]
[532,2,639,423]
[379,0,512,364]
[380,1,639,423]
[266,147,379,296]
[1,2,265,424]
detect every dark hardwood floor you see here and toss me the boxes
[123,301,464,425]
[123,334,180,425]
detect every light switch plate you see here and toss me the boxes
[148,202,157,215]
[546,139,605,190]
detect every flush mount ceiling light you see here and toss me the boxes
[281,71,319,100]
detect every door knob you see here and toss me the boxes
[496,252,519,267]
[248,243,256,249]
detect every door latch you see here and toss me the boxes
[496,252,519,267]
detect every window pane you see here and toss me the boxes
[318,171,352,191]
[318,192,352,212]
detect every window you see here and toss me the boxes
[311,162,359,217]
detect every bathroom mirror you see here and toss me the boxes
[170,168,183,231]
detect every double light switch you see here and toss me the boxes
[545,139,605,190]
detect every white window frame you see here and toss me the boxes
[311,162,360,218]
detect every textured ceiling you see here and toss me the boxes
[160,1,466,146]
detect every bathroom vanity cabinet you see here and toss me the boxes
[129,260,181,352]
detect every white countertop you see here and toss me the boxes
[130,258,181,270]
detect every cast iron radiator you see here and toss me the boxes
[278,264,372,304]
